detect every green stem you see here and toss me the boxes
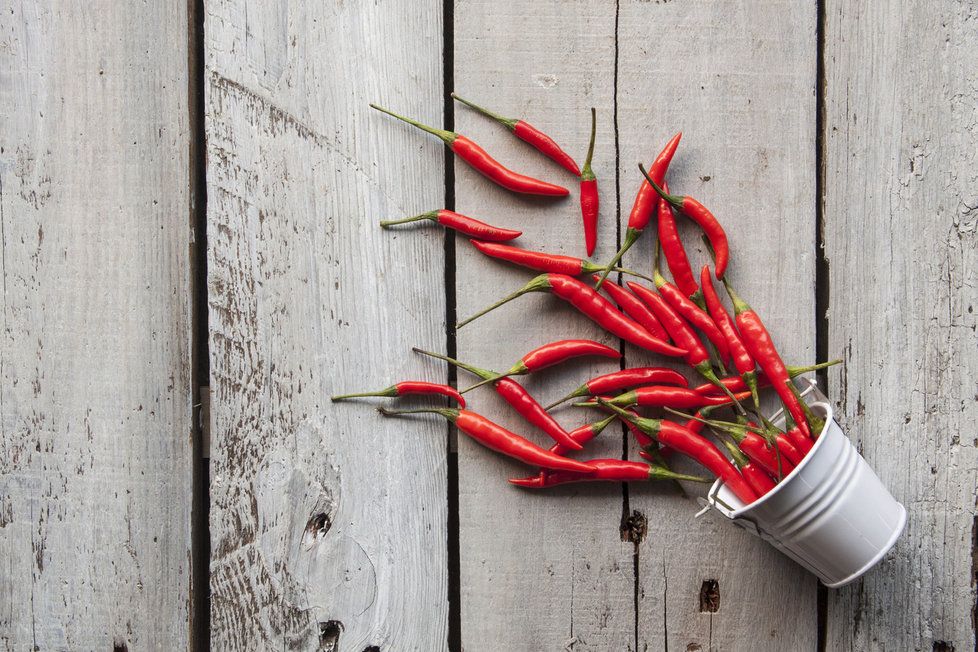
[787,359,843,376]
[450,93,517,129]
[638,163,683,209]
[378,406,457,421]
[331,386,396,401]
[379,210,438,229]
[544,385,587,410]
[456,274,550,328]
[580,108,596,180]
[649,466,713,484]
[370,103,456,145]
[593,227,641,290]
[412,347,495,381]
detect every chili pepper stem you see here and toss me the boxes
[461,372,512,393]
[379,210,438,228]
[695,363,747,415]
[580,108,596,181]
[544,387,586,411]
[412,347,495,381]
[331,386,397,401]
[378,406,458,421]
[638,163,683,210]
[787,359,843,376]
[456,274,550,328]
[649,467,713,484]
[370,103,455,145]
[663,408,768,440]
[593,227,641,291]
[450,93,517,129]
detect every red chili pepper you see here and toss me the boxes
[381,209,522,242]
[715,433,777,496]
[598,400,758,504]
[593,132,682,290]
[590,386,747,410]
[579,108,599,256]
[740,462,777,496]
[413,348,585,451]
[331,380,465,407]
[371,104,569,196]
[656,182,699,297]
[463,339,620,392]
[510,458,709,488]
[738,431,796,478]
[722,278,811,439]
[451,93,580,176]
[782,410,815,454]
[379,407,593,473]
[627,281,741,407]
[468,240,652,280]
[653,265,730,363]
[545,366,688,410]
[700,265,759,406]
[593,276,670,342]
[457,273,686,358]
[550,414,617,457]
[639,165,729,278]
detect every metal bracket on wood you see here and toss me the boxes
[199,385,211,459]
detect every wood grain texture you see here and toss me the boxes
[452,2,635,650]
[0,2,193,650]
[617,2,819,650]
[205,1,449,649]
[823,2,978,649]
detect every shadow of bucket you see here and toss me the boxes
[706,399,906,588]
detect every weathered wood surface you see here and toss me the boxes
[617,2,820,650]
[0,2,194,650]
[452,2,633,650]
[204,1,449,649]
[822,1,978,650]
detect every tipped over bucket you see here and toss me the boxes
[707,400,906,588]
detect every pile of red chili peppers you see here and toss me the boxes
[332,96,841,506]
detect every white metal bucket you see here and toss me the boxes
[706,400,907,588]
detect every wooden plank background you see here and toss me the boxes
[0,0,974,650]
[0,2,194,650]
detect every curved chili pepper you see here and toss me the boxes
[593,276,670,341]
[592,386,748,410]
[379,407,593,473]
[456,273,686,358]
[598,400,758,504]
[545,366,688,410]
[371,104,569,196]
[510,459,709,488]
[451,93,580,176]
[639,165,729,278]
[653,266,730,363]
[331,380,465,407]
[381,209,522,242]
[579,108,599,256]
[722,278,811,439]
[627,281,741,408]
[468,240,652,280]
[672,410,798,479]
[656,183,699,297]
[413,348,584,451]
[700,264,759,406]
[463,339,620,392]
[593,132,682,290]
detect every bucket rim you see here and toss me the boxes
[710,401,834,517]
